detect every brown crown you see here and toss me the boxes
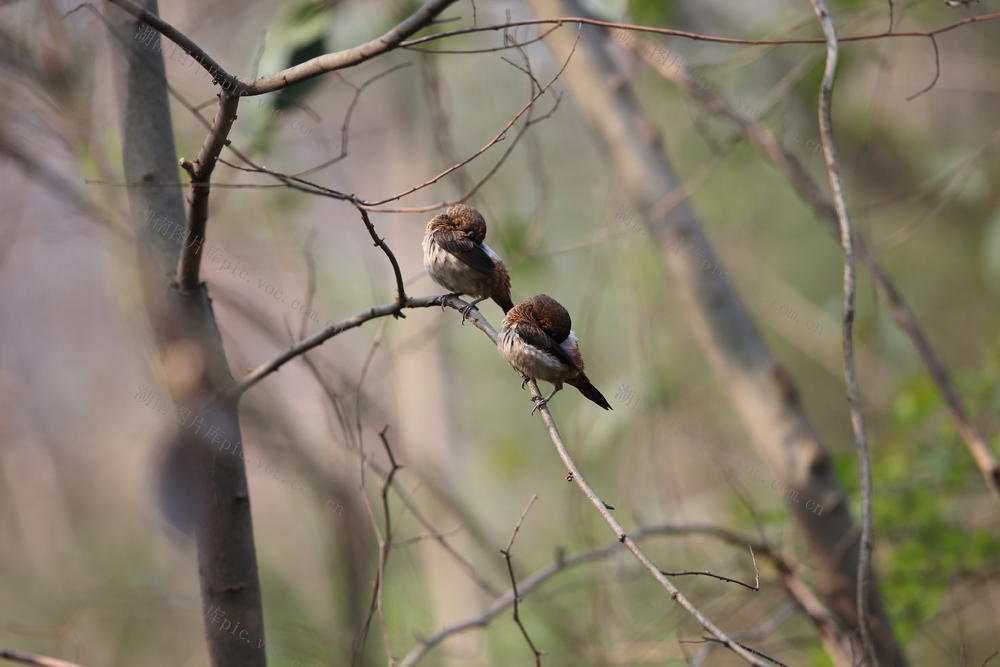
[509,294,572,342]
[426,204,487,243]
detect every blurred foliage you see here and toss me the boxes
[835,343,1000,640]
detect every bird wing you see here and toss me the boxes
[434,231,496,276]
[515,323,579,371]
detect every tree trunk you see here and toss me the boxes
[107,3,267,665]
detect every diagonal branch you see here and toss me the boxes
[525,381,772,666]
[0,648,84,667]
[807,1,877,664]
[177,91,240,292]
[227,295,494,398]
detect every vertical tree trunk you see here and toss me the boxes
[107,3,267,665]
[525,1,904,664]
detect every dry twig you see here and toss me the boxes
[807,1,877,664]
[499,495,543,666]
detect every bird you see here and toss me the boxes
[423,204,514,321]
[497,294,612,412]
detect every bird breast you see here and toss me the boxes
[498,327,580,385]
[422,235,495,297]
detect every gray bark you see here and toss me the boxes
[107,3,266,665]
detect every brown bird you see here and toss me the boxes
[498,294,612,412]
[423,204,514,320]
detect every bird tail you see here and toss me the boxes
[569,374,612,410]
[492,292,514,313]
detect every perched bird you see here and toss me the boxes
[498,294,612,412]
[423,204,514,320]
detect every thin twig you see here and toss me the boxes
[362,31,578,209]
[525,379,773,666]
[400,12,1000,49]
[398,523,809,667]
[661,544,760,592]
[298,352,504,598]
[357,208,407,310]
[291,63,412,178]
[904,35,940,101]
[0,649,84,667]
[500,495,543,666]
[692,636,789,667]
[807,1,877,665]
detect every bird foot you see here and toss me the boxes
[530,395,550,415]
[460,302,479,325]
[520,374,531,390]
[441,293,462,311]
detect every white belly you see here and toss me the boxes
[497,327,579,385]
[422,236,492,297]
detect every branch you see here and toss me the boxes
[525,381,772,666]
[661,545,760,592]
[361,33,576,209]
[227,295,495,398]
[399,523,820,667]
[500,495,543,666]
[353,426,404,665]
[357,207,407,308]
[177,91,240,292]
[807,1,877,665]
[105,0,459,96]
[400,12,1000,49]
[0,648,84,667]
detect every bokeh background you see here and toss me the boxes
[1,0,998,665]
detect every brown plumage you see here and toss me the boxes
[497,294,611,411]
[422,204,514,319]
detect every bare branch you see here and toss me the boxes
[0,648,84,667]
[400,12,1000,49]
[177,91,240,292]
[362,32,577,209]
[807,1,877,664]
[525,381,773,666]
[227,295,495,398]
[499,495,542,666]
[400,523,818,667]
[690,636,788,667]
[357,208,407,309]
[905,35,940,101]
[105,0,459,96]
[661,545,760,592]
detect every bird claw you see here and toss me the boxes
[520,374,531,390]
[441,293,462,311]
[530,395,549,415]
[460,302,478,324]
